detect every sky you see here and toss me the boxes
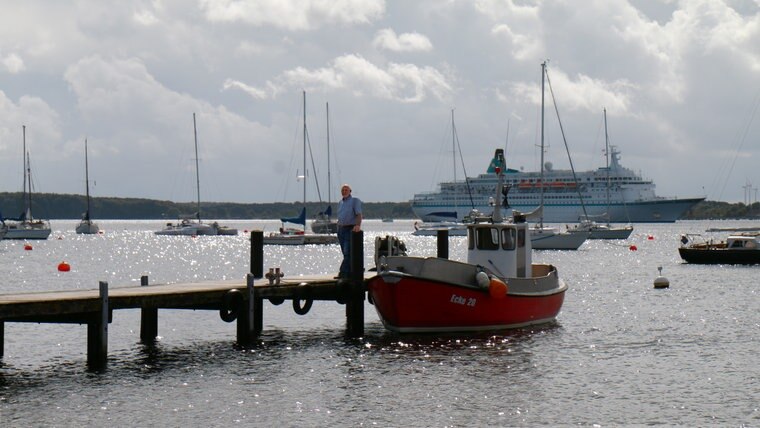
[1,0,759,206]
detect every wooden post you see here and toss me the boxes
[346,230,364,337]
[237,274,261,344]
[140,275,158,343]
[251,230,264,279]
[87,281,109,370]
[437,229,449,259]
[0,321,4,358]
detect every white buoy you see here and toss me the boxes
[653,266,669,289]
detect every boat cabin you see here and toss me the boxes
[466,214,532,278]
[727,234,759,249]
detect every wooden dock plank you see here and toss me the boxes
[0,273,373,320]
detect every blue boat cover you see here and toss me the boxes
[281,207,306,226]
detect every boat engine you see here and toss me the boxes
[374,235,407,267]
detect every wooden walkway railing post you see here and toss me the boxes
[346,230,365,337]
[437,229,449,259]
[87,281,109,370]
[140,275,158,343]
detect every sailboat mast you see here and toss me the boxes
[451,109,458,215]
[604,108,611,225]
[84,138,91,220]
[539,61,546,228]
[326,102,331,206]
[302,91,307,206]
[193,113,201,222]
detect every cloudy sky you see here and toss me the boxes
[1,0,759,207]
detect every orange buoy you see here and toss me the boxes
[57,261,71,272]
[489,278,508,299]
[24,243,33,251]
[629,245,638,251]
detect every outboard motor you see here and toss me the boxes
[374,235,407,267]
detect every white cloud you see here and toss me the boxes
[372,28,433,52]
[200,0,386,30]
[2,53,25,73]
[227,54,453,103]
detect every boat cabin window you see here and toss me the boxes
[501,228,516,250]
[474,227,500,251]
[730,240,744,248]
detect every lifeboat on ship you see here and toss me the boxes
[367,164,568,333]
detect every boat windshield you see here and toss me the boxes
[502,228,516,250]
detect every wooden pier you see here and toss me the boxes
[0,230,371,370]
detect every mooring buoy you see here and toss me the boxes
[653,266,669,289]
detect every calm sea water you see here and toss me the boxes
[1,219,758,426]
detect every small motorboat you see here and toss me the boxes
[679,232,760,265]
[367,166,567,333]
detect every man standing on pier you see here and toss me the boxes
[336,183,362,279]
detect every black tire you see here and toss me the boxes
[292,298,313,315]
[219,289,243,322]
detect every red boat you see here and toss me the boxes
[368,165,567,333]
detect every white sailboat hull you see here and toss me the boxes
[4,221,52,240]
[75,220,100,235]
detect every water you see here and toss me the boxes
[1,220,758,426]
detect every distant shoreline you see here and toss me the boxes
[1,192,757,221]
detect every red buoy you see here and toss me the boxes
[647,235,654,240]
[57,262,71,272]
[629,245,638,251]
[24,243,33,251]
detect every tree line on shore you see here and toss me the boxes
[1,192,758,221]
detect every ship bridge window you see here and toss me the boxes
[502,228,516,250]
[473,227,500,250]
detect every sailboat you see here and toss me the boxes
[264,92,337,245]
[571,109,633,239]
[155,113,238,236]
[412,109,479,237]
[75,138,100,234]
[2,125,52,240]
[530,61,588,250]
[311,102,338,234]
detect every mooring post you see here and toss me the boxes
[346,230,365,337]
[0,322,4,358]
[250,230,264,279]
[140,275,158,343]
[237,274,262,344]
[437,229,449,259]
[87,281,109,370]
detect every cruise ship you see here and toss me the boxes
[411,148,704,223]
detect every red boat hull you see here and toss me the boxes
[367,275,566,333]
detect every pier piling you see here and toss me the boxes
[87,281,109,370]
[251,230,264,279]
[346,230,365,337]
[140,275,158,343]
[437,229,449,259]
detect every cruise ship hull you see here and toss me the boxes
[413,197,704,223]
[411,147,705,224]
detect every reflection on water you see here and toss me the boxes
[1,220,759,426]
